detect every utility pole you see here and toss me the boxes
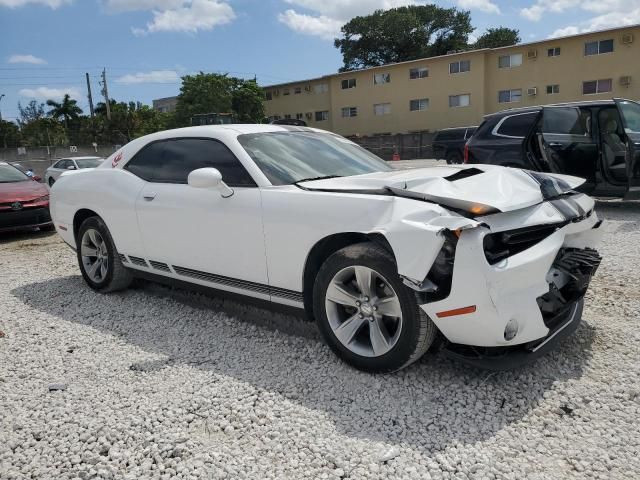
[100,68,111,120]
[0,94,5,122]
[85,73,95,118]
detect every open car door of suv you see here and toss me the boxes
[614,98,640,200]
[535,106,598,193]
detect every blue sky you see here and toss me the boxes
[1,0,638,122]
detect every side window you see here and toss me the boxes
[125,138,256,187]
[54,160,66,169]
[495,113,538,138]
[542,108,591,135]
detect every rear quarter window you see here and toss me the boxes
[494,112,538,138]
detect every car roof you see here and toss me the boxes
[55,156,102,161]
[484,99,620,119]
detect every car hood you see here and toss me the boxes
[298,164,585,214]
[0,180,48,203]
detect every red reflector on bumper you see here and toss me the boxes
[436,305,476,318]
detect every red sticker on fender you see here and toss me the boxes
[112,151,123,168]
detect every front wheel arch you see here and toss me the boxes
[302,232,395,320]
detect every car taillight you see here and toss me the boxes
[463,143,469,164]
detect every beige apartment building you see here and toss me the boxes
[263,24,640,137]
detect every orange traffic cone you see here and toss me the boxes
[392,152,400,161]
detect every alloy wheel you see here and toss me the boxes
[325,265,403,357]
[80,228,109,283]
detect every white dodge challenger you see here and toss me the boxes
[50,125,603,372]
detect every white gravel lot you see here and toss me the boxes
[1,184,640,479]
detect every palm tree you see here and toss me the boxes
[46,94,83,129]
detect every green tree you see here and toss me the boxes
[334,5,473,71]
[20,117,66,147]
[174,72,235,127]
[46,94,83,129]
[17,100,45,126]
[0,120,21,148]
[231,79,265,123]
[474,27,520,49]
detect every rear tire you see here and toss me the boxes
[313,242,437,373]
[76,216,133,293]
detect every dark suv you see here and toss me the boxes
[465,98,640,199]
[432,126,477,164]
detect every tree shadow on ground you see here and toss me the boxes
[11,275,597,453]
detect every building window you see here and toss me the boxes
[449,94,470,107]
[547,47,561,57]
[498,54,523,69]
[409,67,429,79]
[315,110,329,121]
[374,73,391,85]
[314,83,329,94]
[409,98,429,111]
[296,113,304,120]
[585,39,614,56]
[341,107,358,118]
[341,78,356,89]
[373,103,391,115]
[546,84,560,94]
[498,89,522,103]
[294,87,302,94]
[583,79,612,95]
[284,114,291,119]
[449,60,471,74]
[265,91,273,101]
[283,88,290,96]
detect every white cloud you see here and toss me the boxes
[278,1,420,39]
[115,69,179,84]
[547,6,640,38]
[8,54,47,64]
[278,9,343,40]
[521,0,629,22]
[128,0,235,34]
[456,0,500,15]
[0,0,71,7]
[18,86,81,100]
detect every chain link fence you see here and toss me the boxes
[350,132,435,161]
[0,145,120,178]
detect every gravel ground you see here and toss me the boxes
[1,198,639,479]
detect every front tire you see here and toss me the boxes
[48,177,55,187]
[76,216,133,293]
[446,151,463,164]
[313,243,437,373]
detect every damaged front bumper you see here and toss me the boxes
[417,193,603,369]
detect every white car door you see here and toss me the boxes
[128,137,269,292]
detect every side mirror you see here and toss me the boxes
[67,165,76,170]
[187,168,234,198]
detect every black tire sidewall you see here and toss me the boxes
[76,217,117,291]
[313,243,425,373]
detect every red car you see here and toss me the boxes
[0,162,53,233]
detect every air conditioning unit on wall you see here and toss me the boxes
[622,33,634,44]
[527,49,538,59]
[527,87,538,96]
[620,76,632,86]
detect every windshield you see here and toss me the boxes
[618,100,640,133]
[75,158,103,169]
[0,163,29,183]
[237,131,391,185]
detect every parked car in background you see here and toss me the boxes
[432,126,477,164]
[270,118,307,127]
[0,162,52,233]
[45,157,103,187]
[465,98,640,199]
[50,125,602,372]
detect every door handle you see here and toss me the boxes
[547,142,563,147]
[143,192,157,201]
